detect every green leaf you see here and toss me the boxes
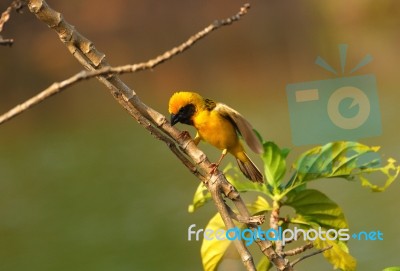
[314,239,356,271]
[188,182,211,213]
[200,196,271,271]
[383,267,400,271]
[285,189,348,230]
[285,189,354,270]
[359,158,400,192]
[247,195,272,214]
[262,141,288,189]
[200,213,234,271]
[290,141,399,192]
[257,257,272,271]
[251,196,271,212]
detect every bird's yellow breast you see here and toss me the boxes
[192,109,242,154]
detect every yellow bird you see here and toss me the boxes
[168,91,264,183]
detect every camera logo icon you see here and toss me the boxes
[327,85,370,130]
[286,44,382,146]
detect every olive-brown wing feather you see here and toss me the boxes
[215,103,263,154]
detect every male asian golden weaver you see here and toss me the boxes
[168,91,264,183]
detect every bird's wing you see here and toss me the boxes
[215,103,263,154]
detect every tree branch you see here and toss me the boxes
[291,245,333,267]
[4,1,298,270]
[0,0,25,46]
[225,203,265,224]
[284,243,313,257]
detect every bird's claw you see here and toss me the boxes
[178,130,191,140]
[209,163,219,175]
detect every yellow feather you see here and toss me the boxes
[168,91,204,114]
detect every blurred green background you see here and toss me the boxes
[0,0,399,270]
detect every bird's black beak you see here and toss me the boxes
[170,113,179,126]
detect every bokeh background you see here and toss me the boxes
[0,0,399,270]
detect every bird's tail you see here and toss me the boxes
[236,153,263,183]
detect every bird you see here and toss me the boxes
[168,91,264,183]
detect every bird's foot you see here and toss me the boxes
[209,163,220,175]
[178,130,191,140]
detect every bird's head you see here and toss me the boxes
[168,91,204,126]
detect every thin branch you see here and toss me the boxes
[0,78,77,124]
[0,3,250,125]
[209,179,256,271]
[226,203,265,224]
[0,4,12,32]
[0,0,25,46]
[270,202,284,255]
[291,245,333,267]
[0,36,13,46]
[228,197,294,271]
[284,242,313,257]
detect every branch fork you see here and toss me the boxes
[0,1,334,270]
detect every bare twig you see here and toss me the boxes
[0,5,12,32]
[0,0,25,46]
[208,177,256,271]
[291,245,333,267]
[0,36,13,46]
[0,3,250,124]
[226,203,265,224]
[284,242,313,257]
[270,201,284,255]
